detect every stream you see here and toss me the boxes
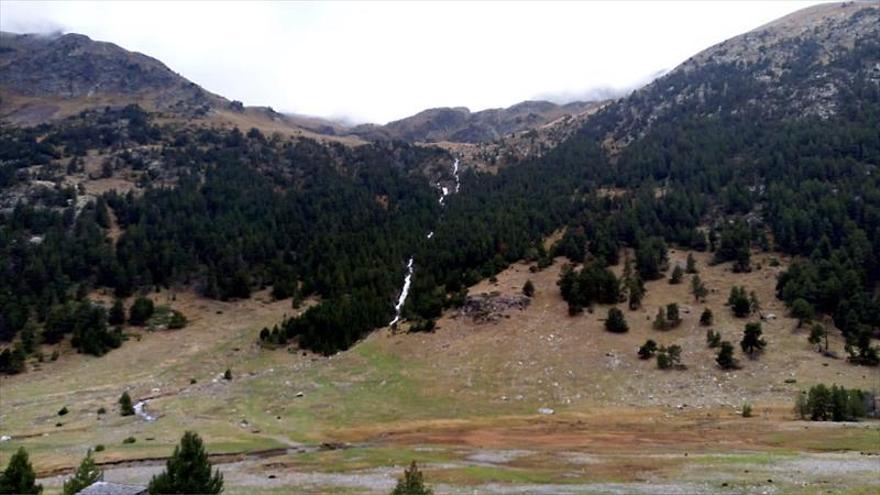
[388,158,460,326]
[133,400,157,422]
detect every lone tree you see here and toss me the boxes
[716,341,737,369]
[223,368,232,381]
[700,308,713,326]
[666,303,681,327]
[669,265,684,284]
[148,431,223,494]
[691,275,707,302]
[391,461,433,495]
[728,287,751,318]
[63,449,102,495]
[522,280,535,298]
[685,253,697,273]
[605,308,629,333]
[652,306,667,330]
[706,329,722,348]
[119,391,135,416]
[0,447,42,494]
[740,322,766,356]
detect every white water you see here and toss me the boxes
[388,257,414,326]
[389,157,461,326]
[133,400,157,422]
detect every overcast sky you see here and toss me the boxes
[1,1,825,124]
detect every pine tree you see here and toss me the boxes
[129,297,155,326]
[808,324,827,352]
[148,431,223,494]
[62,449,102,495]
[740,322,766,356]
[699,308,713,326]
[119,391,135,416]
[691,275,707,302]
[0,447,42,494]
[638,339,658,359]
[391,461,433,495]
[652,306,667,330]
[669,265,684,284]
[109,298,126,326]
[716,341,737,369]
[685,253,697,273]
[522,280,535,298]
[605,308,628,333]
[223,369,232,380]
[666,303,681,327]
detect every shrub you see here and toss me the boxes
[122,437,136,444]
[97,407,106,415]
[58,406,69,416]
[223,369,232,381]
[741,402,753,418]
[522,280,535,298]
[167,311,187,329]
[94,445,105,452]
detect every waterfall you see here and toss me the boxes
[389,157,461,326]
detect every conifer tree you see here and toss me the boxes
[62,449,102,495]
[119,391,135,416]
[109,298,126,326]
[0,447,41,494]
[741,322,766,356]
[391,461,433,495]
[605,307,628,333]
[148,431,223,494]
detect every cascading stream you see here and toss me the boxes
[389,158,460,326]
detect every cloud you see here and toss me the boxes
[0,1,825,124]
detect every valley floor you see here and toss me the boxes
[1,251,878,494]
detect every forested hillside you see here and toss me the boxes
[1,2,878,368]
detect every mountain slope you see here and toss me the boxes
[349,99,602,143]
[587,1,879,154]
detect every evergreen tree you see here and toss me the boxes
[666,303,681,327]
[685,253,697,273]
[669,265,684,284]
[148,431,223,494]
[691,275,707,302]
[652,306,667,330]
[0,447,42,494]
[716,341,737,369]
[223,369,232,380]
[391,461,433,495]
[728,286,751,317]
[605,308,628,333]
[62,449,102,495]
[128,297,155,326]
[109,298,126,326]
[740,322,766,356]
[808,324,828,352]
[522,280,535,298]
[699,307,713,326]
[638,339,658,359]
[627,276,645,310]
[119,391,134,416]
[706,329,722,348]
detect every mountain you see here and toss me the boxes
[348,99,603,143]
[589,1,879,154]
[0,31,362,143]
